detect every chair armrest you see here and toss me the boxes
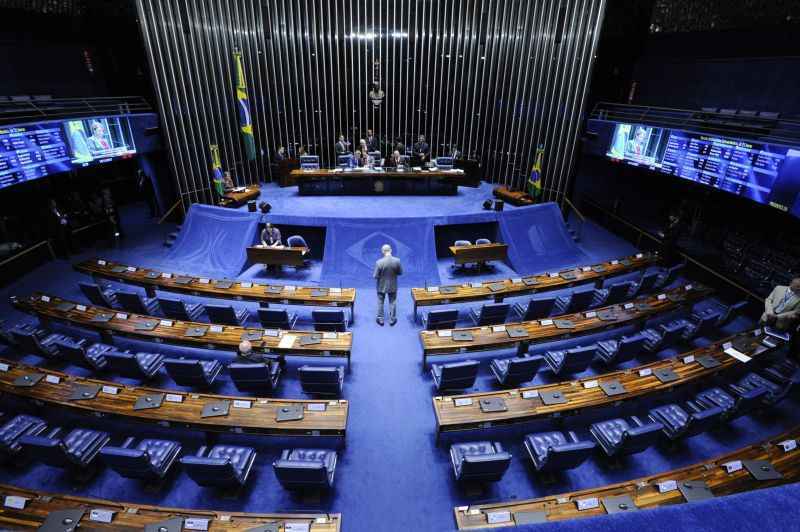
[195,446,208,457]
[121,437,136,449]
[46,427,63,439]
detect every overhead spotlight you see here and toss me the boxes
[259,201,272,214]
[482,199,494,210]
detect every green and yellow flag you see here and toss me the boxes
[210,144,225,197]
[233,51,256,161]
[528,144,544,201]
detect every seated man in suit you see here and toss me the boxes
[222,171,235,191]
[413,135,430,162]
[385,150,404,168]
[762,277,800,357]
[335,135,350,154]
[261,223,282,247]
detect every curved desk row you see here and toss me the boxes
[454,424,800,529]
[11,294,354,368]
[419,283,712,366]
[411,252,659,318]
[0,483,341,531]
[74,257,357,315]
[434,329,780,438]
[0,357,348,438]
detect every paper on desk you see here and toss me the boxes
[278,334,296,349]
[724,347,751,362]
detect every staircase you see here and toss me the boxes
[163,226,181,248]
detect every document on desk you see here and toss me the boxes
[278,334,296,349]
[724,347,752,363]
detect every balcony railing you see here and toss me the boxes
[0,96,152,126]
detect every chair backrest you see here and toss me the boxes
[273,460,329,489]
[51,338,87,366]
[164,358,208,385]
[566,288,595,313]
[181,456,240,486]
[684,405,724,438]
[20,435,72,467]
[475,238,491,245]
[436,156,454,169]
[0,415,46,453]
[617,420,662,455]
[258,308,290,328]
[440,361,480,384]
[560,345,597,373]
[616,333,647,361]
[157,297,190,321]
[692,311,721,338]
[605,281,633,305]
[229,362,274,390]
[10,328,46,355]
[505,356,542,380]
[336,154,352,166]
[636,271,660,294]
[659,320,687,347]
[660,264,684,287]
[204,304,238,325]
[477,303,510,325]
[116,291,149,315]
[524,297,557,320]
[79,282,111,307]
[287,235,307,248]
[719,300,748,325]
[105,351,147,377]
[100,447,157,479]
[426,309,459,330]
[454,240,472,247]
[299,366,341,384]
[312,309,346,331]
[540,435,596,472]
[299,155,320,169]
[459,452,512,481]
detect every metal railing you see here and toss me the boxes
[0,96,153,126]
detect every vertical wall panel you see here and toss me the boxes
[136,0,606,210]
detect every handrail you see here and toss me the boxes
[562,195,586,223]
[158,198,184,224]
[0,96,153,126]
[0,240,54,269]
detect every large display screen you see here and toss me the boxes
[606,122,800,218]
[0,115,137,191]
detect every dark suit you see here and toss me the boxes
[366,136,379,152]
[335,141,348,154]
[384,155,403,168]
[413,141,430,159]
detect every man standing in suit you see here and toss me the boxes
[366,129,379,153]
[374,244,403,326]
[761,278,800,331]
[413,134,430,162]
[335,134,350,154]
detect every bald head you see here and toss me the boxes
[381,244,392,256]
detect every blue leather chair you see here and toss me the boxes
[257,308,298,330]
[163,358,223,388]
[695,385,768,421]
[78,281,118,308]
[421,309,459,330]
[450,441,511,482]
[116,290,160,315]
[544,345,598,375]
[229,361,282,392]
[0,414,47,458]
[205,304,250,326]
[475,238,491,245]
[735,372,792,405]
[100,437,181,481]
[554,287,595,315]
[715,301,748,326]
[469,303,510,326]
[596,332,648,365]
[452,240,472,270]
[629,271,660,296]
[431,360,480,391]
[10,325,69,360]
[180,444,256,488]
[523,430,595,473]
[589,416,663,457]
[287,235,308,248]
[298,365,344,396]
[682,310,722,340]
[273,448,337,491]
[105,350,164,380]
[591,281,634,308]
[648,401,724,440]
[51,337,114,371]
[641,320,687,352]
[312,309,349,332]
[760,359,799,385]
[20,427,110,472]
[514,297,557,321]
[489,356,543,386]
[655,263,685,288]
[157,297,205,322]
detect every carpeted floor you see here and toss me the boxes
[0,189,797,532]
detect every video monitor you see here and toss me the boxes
[606,123,670,167]
[0,123,73,191]
[65,116,136,166]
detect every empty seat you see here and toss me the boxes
[205,304,250,326]
[298,365,345,396]
[116,290,160,315]
[630,271,659,296]
[431,360,480,391]
[100,437,181,481]
[454,240,472,247]
[682,310,721,340]
[163,358,223,388]
[78,281,118,308]
[20,427,110,471]
[523,430,595,473]
[596,332,647,365]
[695,385,768,421]
[10,325,69,360]
[105,351,164,379]
[450,441,511,482]
[589,416,663,457]
[554,287,595,315]
[0,414,47,457]
[475,238,491,245]
[514,297,557,321]
[287,235,308,248]
[715,301,748,326]
[641,320,687,352]
[421,309,459,330]
[544,345,598,375]
[273,448,337,491]
[180,444,257,488]
[489,356,543,386]
[312,309,349,332]
[257,308,298,329]
[655,263,685,288]
[591,281,634,308]
[157,297,205,321]
[648,401,724,440]
[51,338,114,371]
[468,303,510,326]
[229,361,282,392]
[736,372,792,405]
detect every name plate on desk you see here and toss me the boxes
[285,523,310,532]
[492,325,506,333]
[184,518,210,531]
[521,390,539,399]
[165,393,183,403]
[454,398,473,407]
[723,460,743,473]
[97,259,107,266]
[437,329,452,337]
[209,325,224,333]
[4,496,27,509]
[89,509,116,523]
[239,282,252,288]
[159,319,173,327]
[658,479,678,493]
[426,286,439,293]
[540,319,554,326]
[487,511,512,524]
[233,400,252,409]
[307,403,327,412]
[161,272,172,279]
[576,497,599,511]
[724,347,751,362]
[101,385,119,395]
[76,304,87,311]
[0,363,8,372]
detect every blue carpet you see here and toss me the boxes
[0,194,796,532]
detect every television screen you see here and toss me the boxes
[0,123,73,191]
[65,116,137,166]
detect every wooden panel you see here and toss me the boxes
[449,244,509,266]
[220,186,261,207]
[0,483,341,530]
[74,258,356,309]
[434,329,778,435]
[247,246,309,267]
[419,283,712,365]
[11,294,352,366]
[454,425,800,529]
[0,357,347,437]
[411,253,657,311]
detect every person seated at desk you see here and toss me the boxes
[413,135,430,162]
[366,129,379,152]
[222,171,235,191]
[385,150,405,169]
[275,146,286,161]
[351,149,369,168]
[761,277,800,358]
[335,135,351,154]
[261,223,282,247]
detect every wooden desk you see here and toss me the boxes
[12,294,354,369]
[454,424,800,529]
[433,330,778,439]
[0,483,341,531]
[291,167,475,195]
[220,185,260,207]
[247,245,309,267]
[74,258,356,317]
[449,243,509,267]
[0,357,348,438]
[493,185,535,206]
[411,253,658,320]
[419,283,712,367]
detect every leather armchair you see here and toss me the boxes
[163,358,223,388]
[596,332,647,365]
[0,414,47,457]
[641,320,687,352]
[157,297,205,322]
[489,356,542,386]
[648,401,724,440]
[421,309,459,330]
[523,430,595,473]
[257,308,298,330]
[180,444,257,488]
[450,441,511,482]
[10,325,69,360]
[229,361,282,392]
[589,416,663,457]
[205,304,250,326]
[469,303,510,326]
[431,360,480,391]
[100,437,181,481]
[20,427,110,471]
[544,345,598,375]
[695,385,768,421]
[514,297,557,321]
[116,290,161,315]
[273,448,337,491]
[312,309,349,332]
[105,350,164,380]
[298,365,345,396]
[51,337,114,371]
[78,281,118,308]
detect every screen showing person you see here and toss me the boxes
[66,116,137,165]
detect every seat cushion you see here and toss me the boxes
[64,429,108,460]
[0,415,46,452]
[286,448,335,469]
[137,439,181,469]
[697,388,735,412]
[208,445,256,476]
[524,431,567,460]
[650,404,688,432]
[591,418,631,446]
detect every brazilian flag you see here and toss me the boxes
[210,144,225,198]
[527,144,544,201]
[234,51,256,161]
